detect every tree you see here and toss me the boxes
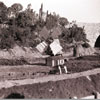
[46,13,58,30]
[7,3,23,20]
[11,3,23,14]
[0,2,8,23]
[0,28,15,49]
[60,24,88,44]
[59,17,69,26]
[16,4,36,27]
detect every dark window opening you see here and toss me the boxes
[95,35,100,47]
[5,93,25,99]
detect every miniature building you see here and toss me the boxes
[46,56,67,67]
[36,41,48,53]
[50,39,63,56]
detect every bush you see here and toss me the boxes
[60,24,88,44]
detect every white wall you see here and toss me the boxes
[77,23,100,47]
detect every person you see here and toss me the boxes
[58,65,62,74]
[73,43,84,57]
[58,65,68,74]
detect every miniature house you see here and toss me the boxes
[46,56,67,67]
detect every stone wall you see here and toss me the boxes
[77,23,100,47]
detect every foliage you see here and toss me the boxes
[59,17,69,26]
[0,28,15,49]
[46,14,58,30]
[0,2,8,23]
[11,3,23,12]
[60,24,88,44]
[0,2,89,50]
[16,5,36,27]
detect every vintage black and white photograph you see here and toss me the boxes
[0,0,100,99]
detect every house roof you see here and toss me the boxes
[51,26,62,39]
[39,26,50,40]
[50,39,63,56]
[36,41,48,53]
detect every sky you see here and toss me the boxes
[1,0,100,23]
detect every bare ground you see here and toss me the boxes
[0,54,99,98]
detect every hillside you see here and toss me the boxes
[0,1,100,59]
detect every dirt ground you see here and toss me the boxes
[0,76,96,99]
[0,74,99,99]
[0,55,99,99]
[66,55,100,73]
[90,73,100,93]
[0,55,99,81]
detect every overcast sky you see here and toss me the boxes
[1,0,100,23]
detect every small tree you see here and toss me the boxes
[0,28,15,49]
[46,13,58,30]
[59,17,69,26]
[60,24,88,44]
[16,4,36,27]
[0,2,8,23]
